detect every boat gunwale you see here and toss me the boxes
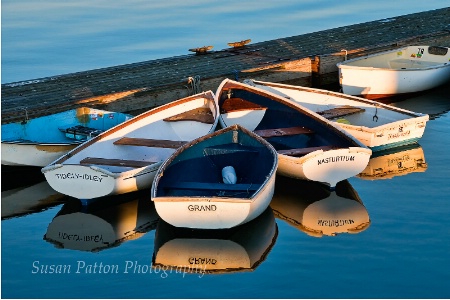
[249,79,428,118]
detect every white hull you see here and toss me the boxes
[277,147,371,188]
[337,45,450,98]
[217,79,371,188]
[153,173,276,229]
[152,125,278,229]
[42,91,219,199]
[43,163,161,199]
[1,142,77,167]
[249,80,429,151]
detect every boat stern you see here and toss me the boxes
[277,147,372,188]
[42,164,119,199]
[153,198,252,229]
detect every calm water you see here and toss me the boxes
[2,1,450,299]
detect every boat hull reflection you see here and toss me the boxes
[271,177,370,237]
[44,190,159,252]
[152,208,277,273]
[357,143,427,180]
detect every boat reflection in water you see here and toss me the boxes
[357,143,427,180]
[44,190,159,252]
[270,176,370,237]
[152,208,277,274]
[1,166,68,220]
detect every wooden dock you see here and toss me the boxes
[2,7,450,124]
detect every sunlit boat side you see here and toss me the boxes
[42,91,219,199]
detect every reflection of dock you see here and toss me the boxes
[44,190,159,252]
[357,143,427,180]
[1,180,67,220]
[152,208,277,274]
[270,177,370,237]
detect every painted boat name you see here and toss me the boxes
[317,156,355,165]
[188,204,217,211]
[388,130,411,140]
[54,172,103,182]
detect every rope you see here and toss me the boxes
[21,107,29,124]
[186,75,201,95]
[233,69,240,81]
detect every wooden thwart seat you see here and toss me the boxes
[163,182,259,192]
[255,126,314,138]
[163,107,215,124]
[317,105,365,119]
[220,97,267,113]
[114,137,187,149]
[278,145,337,157]
[80,157,156,168]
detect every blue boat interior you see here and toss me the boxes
[157,129,276,198]
[1,109,131,144]
[219,88,359,154]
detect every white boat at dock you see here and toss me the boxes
[151,124,278,229]
[247,79,429,151]
[1,107,132,167]
[337,45,450,99]
[42,91,219,199]
[216,79,372,189]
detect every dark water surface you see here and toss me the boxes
[2,85,450,299]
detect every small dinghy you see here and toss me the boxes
[247,79,429,151]
[42,91,219,199]
[151,124,278,229]
[216,78,372,188]
[1,107,132,167]
[337,45,450,99]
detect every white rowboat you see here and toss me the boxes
[337,45,450,99]
[42,91,219,199]
[1,107,132,167]
[247,79,429,151]
[216,79,372,188]
[151,124,278,229]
